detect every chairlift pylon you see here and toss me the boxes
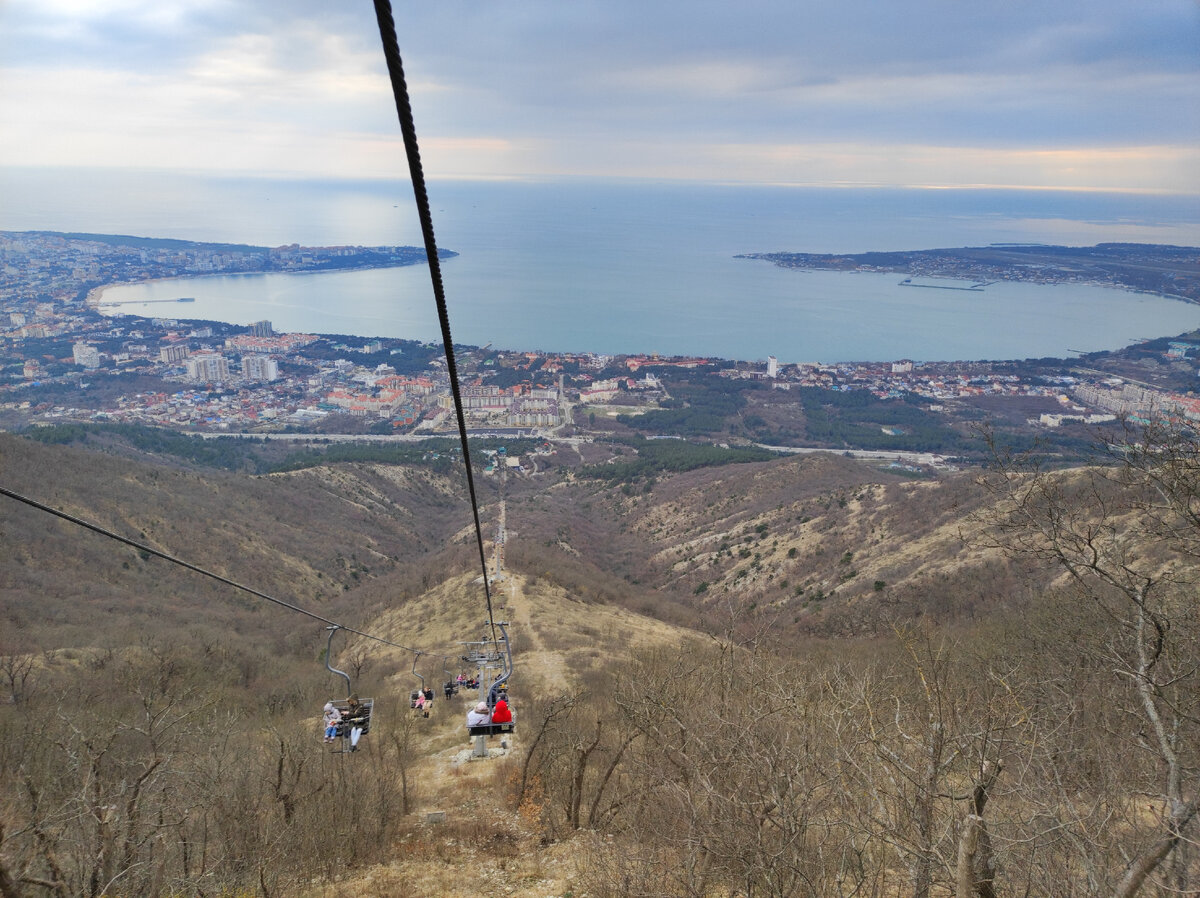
[467,622,515,742]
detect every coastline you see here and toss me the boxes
[89,276,179,307]
[89,257,445,308]
[92,266,1200,365]
[90,271,276,308]
[740,243,1200,309]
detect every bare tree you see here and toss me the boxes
[830,634,990,897]
[954,758,1001,898]
[0,651,217,898]
[610,641,872,898]
[0,649,37,707]
[519,679,641,836]
[975,429,1200,896]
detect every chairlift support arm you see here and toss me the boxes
[325,626,352,698]
[487,621,513,706]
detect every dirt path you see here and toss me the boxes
[497,573,572,694]
[308,570,706,898]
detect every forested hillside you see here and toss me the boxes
[2,426,1199,897]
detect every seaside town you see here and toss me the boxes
[3,230,1200,454]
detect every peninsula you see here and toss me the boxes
[1,230,456,311]
[737,243,1200,303]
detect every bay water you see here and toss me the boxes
[6,168,1200,362]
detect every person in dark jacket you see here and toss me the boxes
[344,693,367,751]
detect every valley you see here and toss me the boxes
[3,419,1198,895]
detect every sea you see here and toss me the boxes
[5,167,1200,363]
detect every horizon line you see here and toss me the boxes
[2,164,1197,197]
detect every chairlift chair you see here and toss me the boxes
[324,626,374,752]
[466,622,515,739]
[410,652,425,709]
[442,655,459,699]
[330,696,375,739]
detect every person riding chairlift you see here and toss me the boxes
[322,702,341,743]
[344,693,367,751]
[490,695,512,725]
[466,701,490,728]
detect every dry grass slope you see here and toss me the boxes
[8,433,1198,895]
[296,571,704,898]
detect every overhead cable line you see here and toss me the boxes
[0,484,423,655]
[373,0,499,643]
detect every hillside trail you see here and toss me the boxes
[399,572,560,797]
[405,573,566,802]
[495,573,571,694]
[319,575,582,898]
[314,569,705,898]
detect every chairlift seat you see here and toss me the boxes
[467,722,514,737]
[331,697,374,738]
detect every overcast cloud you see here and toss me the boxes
[1,0,1197,190]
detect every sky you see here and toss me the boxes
[0,0,1198,192]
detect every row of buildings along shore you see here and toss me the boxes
[4,230,1200,434]
[18,314,1200,435]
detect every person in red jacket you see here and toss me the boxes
[490,696,513,724]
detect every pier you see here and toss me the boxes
[99,297,196,307]
[898,278,985,292]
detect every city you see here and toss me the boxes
[3,230,1200,457]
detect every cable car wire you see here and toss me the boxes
[372,0,499,645]
[0,9,506,672]
[0,484,423,655]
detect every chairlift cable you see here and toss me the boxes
[0,484,422,655]
[372,0,499,645]
[1,8,503,671]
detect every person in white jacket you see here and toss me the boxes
[322,702,341,743]
[466,701,490,728]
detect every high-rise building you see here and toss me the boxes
[72,342,101,369]
[242,354,279,382]
[249,320,274,338]
[186,352,230,383]
[159,343,189,364]
[767,355,778,378]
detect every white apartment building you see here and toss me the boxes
[186,352,230,383]
[242,354,280,382]
[160,343,190,364]
[72,342,101,369]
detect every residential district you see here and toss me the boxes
[3,230,1200,459]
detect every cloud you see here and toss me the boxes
[185,27,388,107]
[0,0,1196,189]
